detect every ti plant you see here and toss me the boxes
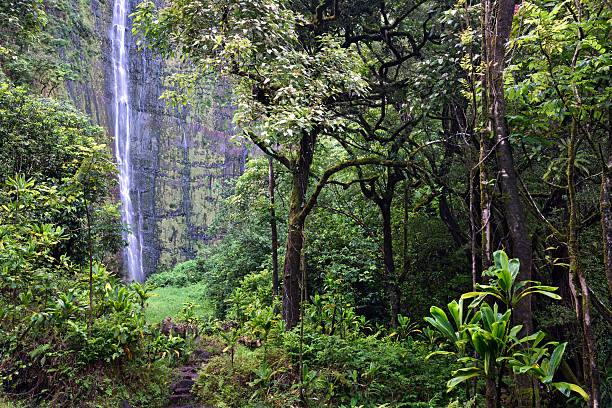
[425,250,588,408]
[389,314,421,342]
[249,354,280,401]
[219,325,242,369]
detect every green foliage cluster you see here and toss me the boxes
[0,152,180,407]
[147,259,200,287]
[158,267,461,408]
[426,251,588,407]
[0,84,122,264]
[0,0,100,96]
[0,83,184,407]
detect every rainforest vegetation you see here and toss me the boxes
[0,0,610,407]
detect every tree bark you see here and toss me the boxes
[488,0,533,334]
[568,119,601,408]
[602,110,612,300]
[381,200,400,328]
[402,181,409,283]
[268,158,279,301]
[602,164,612,301]
[480,133,492,272]
[485,377,498,408]
[479,0,492,274]
[282,131,316,329]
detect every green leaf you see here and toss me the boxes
[551,382,590,401]
[497,265,513,293]
[547,342,567,378]
[447,367,483,391]
[448,299,463,329]
[508,325,523,339]
[519,290,562,300]
[461,292,484,299]
[494,250,509,270]
[426,306,456,342]
[425,350,455,361]
[508,258,520,281]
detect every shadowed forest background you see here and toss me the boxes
[0,0,610,407]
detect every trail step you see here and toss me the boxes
[163,348,217,408]
[169,393,194,401]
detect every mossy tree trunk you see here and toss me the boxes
[601,109,612,300]
[282,130,316,329]
[486,0,533,335]
[269,158,279,302]
[568,120,601,408]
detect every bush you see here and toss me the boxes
[282,330,459,407]
[147,259,200,287]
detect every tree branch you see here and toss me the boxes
[297,157,409,222]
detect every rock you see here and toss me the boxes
[62,0,249,279]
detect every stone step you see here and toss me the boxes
[169,393,195,401]
[174,379,195,389]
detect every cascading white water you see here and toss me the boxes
[111,0,144,282]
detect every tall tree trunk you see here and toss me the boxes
[480,0,492,274]
[485,2,533,404]
[485,376,499,408]
[465,130,478,287]
[282,131,316,329]
[480,133,492,272]
[85,198,93,339]
[602,109,612,300]
[488,0,533,334]
[381,200,400,328]
[402,181,409,281]
[603,165,612,301]
[269,158,279,301]
[568,120,601,408]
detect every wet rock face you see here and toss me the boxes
[67,0,247,277]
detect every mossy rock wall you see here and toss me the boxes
[53,0,247,277]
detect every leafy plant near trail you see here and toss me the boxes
[426,250,588,408]
[0,174,181,406]
[0,84,182,407]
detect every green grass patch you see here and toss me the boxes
[145,281,213,323]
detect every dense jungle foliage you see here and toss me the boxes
[0,0,610,407]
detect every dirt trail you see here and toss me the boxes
[164,349,215,408]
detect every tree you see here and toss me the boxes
[481,0,533,336]
[505,2,612,405]
[132,0,421,328]
[0,83,120,263]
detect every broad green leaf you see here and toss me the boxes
[498,266,513,293]
[448,299,463,329]
[519,290,561,300]
[508,325,523,339]
[425,350,455,361]
[508,258,520,281]
[447,367,483,391]
[427,306,456,341]
[461,292,484,299]
[494,250,509,270]
[547,342,567,378]
[551,382,590,401]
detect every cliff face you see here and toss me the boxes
[59,0,247,276]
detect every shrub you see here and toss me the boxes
[147,259,200,287]
[282,329,459,407]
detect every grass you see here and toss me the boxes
[145,281,213,323]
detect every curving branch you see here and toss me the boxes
[297,157,410,223]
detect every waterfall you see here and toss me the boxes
[111,0,144,282]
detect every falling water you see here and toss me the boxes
[111,0,144,282]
